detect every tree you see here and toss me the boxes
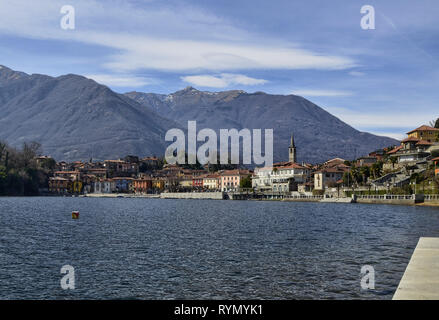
[390,156,398,169]
[359,166,370,184]
[0,141,47,196]
[240,175,252,188]
[342,171,352,186]
[350,165,360,185]
[371,162,383,179]
[21,141,41,168]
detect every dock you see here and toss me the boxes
[393,237,439,300]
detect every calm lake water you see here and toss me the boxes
[1,197,439,300]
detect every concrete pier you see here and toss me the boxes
[393,237,439,300]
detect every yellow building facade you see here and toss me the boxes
[407,125,439,142]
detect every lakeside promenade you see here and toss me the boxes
[81,191,439,206]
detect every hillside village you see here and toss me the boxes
[1,123,439,198]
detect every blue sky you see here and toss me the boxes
[0,0,438,140]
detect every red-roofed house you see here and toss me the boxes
[407,125,439,143]
[220,169,251,191]
[314,167,347,191]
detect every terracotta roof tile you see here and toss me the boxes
[416,140,433,146]
[387,145,403,154]
[407,125,439,134]
[401,136,420,143]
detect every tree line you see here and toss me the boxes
[0,141,54,196]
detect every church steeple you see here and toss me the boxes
[289,133,297,163]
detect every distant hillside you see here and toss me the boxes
[0,65,180,161]
[126,87,399,163]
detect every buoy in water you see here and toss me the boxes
[72,211,79,219]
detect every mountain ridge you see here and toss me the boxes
[125,88,398,163]
[0,65,398,163]
[0,66,181,161]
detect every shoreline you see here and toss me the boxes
[3,193,439,207]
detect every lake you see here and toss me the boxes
[1,197,439,299]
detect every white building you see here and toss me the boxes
[252,163,310,192]
[93,179,116,193]
[314,168,345,191]
[203,174,220,190]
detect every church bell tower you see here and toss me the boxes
[289,134,297,163]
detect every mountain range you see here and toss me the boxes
[0,65,179,161]
[125,87,398,163]
[0,65,398,163]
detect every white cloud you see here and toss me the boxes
[85,74,153,87]
[0,0,356,73]
[325,106,432,129]
[292,89,353,97]
[181,73,267,88]
[323,106,433,139]
[372,132,405,140]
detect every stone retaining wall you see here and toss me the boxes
[160,192,224,200]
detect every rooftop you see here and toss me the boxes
[407,125,439,134]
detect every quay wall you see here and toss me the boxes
[356,198,415,205]
[160,192,224,200]
[354,194,424,205]
[84,193,160,198]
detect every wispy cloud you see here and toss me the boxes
[182,73,267,88]
[372,132,405,140]
[325,106,432,129]
[292,89,353,97]
[0,0,356,73]
[85,74,154,88]
[349,71,365,77]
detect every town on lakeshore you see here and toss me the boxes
[2,123,439,204]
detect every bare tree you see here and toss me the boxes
[21,141,42,168]
[429,118,439,128]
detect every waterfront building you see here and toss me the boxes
[152,177,165,191]
[179,176,193,189]
[113,177,134,193]
[132,178,153,193]
[94,179,116,194]
[81,174,97,194]
[192,175,204,189]
[314,168,345,191]
[48,177,70,194]
[220,169,251,191]
[203,174,220,190]
[252,134,310,192]
[252,163,310,192]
